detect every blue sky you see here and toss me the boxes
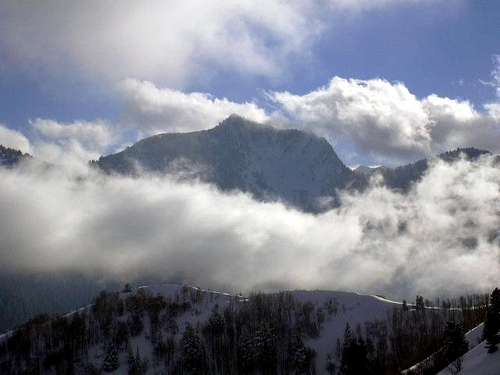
[0,0,499,166]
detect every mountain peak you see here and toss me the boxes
[222,113,245,123]
[216,114,267,131]
[97,118,355,212]
[0,144,31,167]
[437,147,490,162]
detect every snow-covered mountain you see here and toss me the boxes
[95,115,357,212]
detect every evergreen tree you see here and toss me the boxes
[415,295,425,312]
[102,344,120,372]
[122,283,132,293]
[484,309,499,353]
[443,321,468,373]
[339,323,369,375]
[127,346,149,375]
[181,324,207,374]
[127,345,136,371]
[484,288,500,353]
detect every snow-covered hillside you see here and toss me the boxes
[0,283,402,374]
[437,340,500,375]
[403,323,484,374]
[0,283,489,374]
[291,290,400,370]
[124,285,400,374]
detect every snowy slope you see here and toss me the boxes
[2,283,488,375]
[437,338,500,375]
[89,284,246,375]
[402,323,485,374]
[291,290,400,372]
[126,286,399,374]
[0,283,399,374]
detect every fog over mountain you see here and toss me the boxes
[354,147,492,191]
[1,117,499,307]
[2,2,500,372]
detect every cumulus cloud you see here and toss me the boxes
[0,124,32,154]
[270,77,500,164]
[32,119,115,150]
[119,79,269,135]
[27,119,120,168]
[0,155,498,299]
[4,74,500,168]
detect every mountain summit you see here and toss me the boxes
[0,145,31,167]
[96,115,356,212]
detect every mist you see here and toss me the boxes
[0,155,499,300]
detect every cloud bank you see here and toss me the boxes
[1,155,498,299]
[271,77,500,164]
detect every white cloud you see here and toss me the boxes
[0,1,443,86]
[6,74,500,168]
[0,1,324,86]
[328,0,435,12]
[32,119,115,149]
[29,119,119,167]
[270,77,500,164]
[119,78,269,134]
[0,124,32,153]
[0,155,498,298]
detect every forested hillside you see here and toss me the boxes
[0,285,489,374]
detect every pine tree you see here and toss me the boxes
[415,295,425,312]
[127,346,148,375]
[181,324,207,374]
[102,344,120,372]
[339,323,369,375]
[484,308,499,353]
[443,321,468,373]
[484,288,500,353]
[127,345,136,372]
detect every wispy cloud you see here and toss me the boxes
[0,1,325,86]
